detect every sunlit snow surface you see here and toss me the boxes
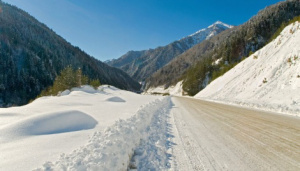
[0,85,171,170]
[145,81,185,96]
[196,22,300,116]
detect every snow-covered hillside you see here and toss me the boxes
[196,21,300,116]
[0,86,172,170]
[144,81,185,96]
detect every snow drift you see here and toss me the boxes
[0,85,160,171]
[35,97,172,171]
[196,21,300,116]
[105,96,126,102]
[0,110,97,138]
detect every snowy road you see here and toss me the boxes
[170,97,300,171]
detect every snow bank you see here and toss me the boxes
[58,85,99,96]
[129,98,173,170]
[71,85,99,94]
[0,85,160,171]
[196,22,300,116]
[0,110,97,139]
[145,81,185,96]
[35,97,172,171]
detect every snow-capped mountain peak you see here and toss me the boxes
[208,21,234,29]
[181,21,232,48]
[188,21,233,37]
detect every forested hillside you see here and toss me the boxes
[146,0,300,95]
[107,22,232,82]
[0,2,140,107]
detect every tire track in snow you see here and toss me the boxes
[171,108,206,171]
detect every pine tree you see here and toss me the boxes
[38,66,101,97]
[90,79,101,89]
[76,68,82,87]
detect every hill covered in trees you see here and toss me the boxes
[107,22,232,82]
[146,0,300,95]
[0,1,140,107]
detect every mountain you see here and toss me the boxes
[146,0,300,95]
[0,2,141,107]
[107,21,232,82]
[182,21,233,49]
[196,21,300,116]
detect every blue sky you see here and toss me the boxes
[3,0,283,61]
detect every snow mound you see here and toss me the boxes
[35,97,172,171]
[105,96,126,102]
[56,85,121,97]
[71,85,99,94]
[196,21,300,116]
[100,85,119,91]
[55,86,99,97]
[59,90,71,96]
[1,110,98,137]
[0,113,20,117]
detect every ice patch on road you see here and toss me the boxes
[35,97,172,171]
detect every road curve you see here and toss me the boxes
[169,97,300,171]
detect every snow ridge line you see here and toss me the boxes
[34,97,171,171]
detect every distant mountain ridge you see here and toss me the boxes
[0,2,140,107]
[107,21,232,82]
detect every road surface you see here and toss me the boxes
[169,97,300,170]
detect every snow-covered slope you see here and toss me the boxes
[0,85,172,170]
[196,22,300,116]
[144,81,185,96]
